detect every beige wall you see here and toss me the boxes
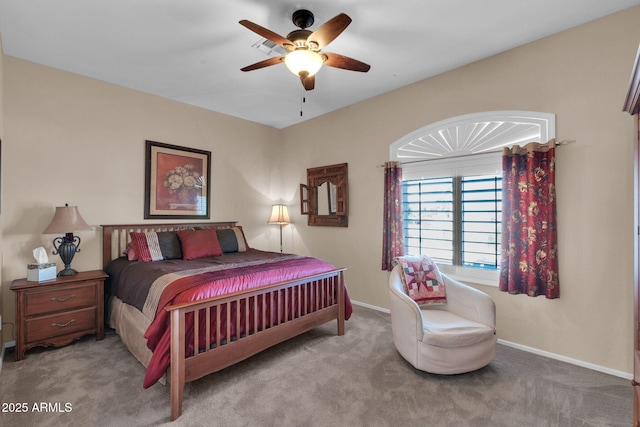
[281,7,640,375]
[1,6,639,375]
[0,58,283,343]
[0,33,4,350]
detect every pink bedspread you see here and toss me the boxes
[141,256,351,388]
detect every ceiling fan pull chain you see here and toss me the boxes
[300,87,306,116]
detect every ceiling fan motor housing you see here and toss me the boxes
[286,29,313,50]
[292,9,314,29]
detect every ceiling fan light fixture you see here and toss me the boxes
[284,49,324,77]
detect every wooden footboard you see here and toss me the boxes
[166,268,346,421]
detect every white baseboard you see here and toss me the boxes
[352,300,390,314]
[351,299,633,380]
[0,341,16,375]
[497,339,632,380]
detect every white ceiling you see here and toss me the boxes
[1,1,640,129]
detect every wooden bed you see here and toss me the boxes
[102,221,347,421]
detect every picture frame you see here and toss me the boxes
[144,140,211,219]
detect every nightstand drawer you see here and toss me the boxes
[26,307,96,342]
[26,282,97,316]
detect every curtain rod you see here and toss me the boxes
[378,139,575,168]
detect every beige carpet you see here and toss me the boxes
[0,305,631,427]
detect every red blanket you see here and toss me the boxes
[141,256,351,387]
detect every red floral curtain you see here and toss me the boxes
[382,161,404,271]
[500,140,559,298]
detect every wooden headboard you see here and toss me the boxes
[101,221,237,269]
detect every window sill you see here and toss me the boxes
[437,264,499,287]
[446,273,498,288]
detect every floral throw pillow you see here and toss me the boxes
[395,255,447,305]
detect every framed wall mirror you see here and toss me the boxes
[300,163,348,227]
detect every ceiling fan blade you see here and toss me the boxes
[323,52,371,72]
[240,56,285,72]
[300,74,315,91]
[239,20,292,48]
[307,13,351,49]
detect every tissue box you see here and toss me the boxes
[27,263,57,282]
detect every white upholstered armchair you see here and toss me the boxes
[389,265,497,374]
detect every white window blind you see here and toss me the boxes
[403,172,502,268]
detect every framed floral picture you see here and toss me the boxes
[144,140,211,219]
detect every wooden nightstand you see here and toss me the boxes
[10,270,108,361]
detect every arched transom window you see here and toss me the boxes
[390,111,555,161]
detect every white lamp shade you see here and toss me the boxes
[268,204,290,225]
[43,205,91,234]
[284,50,324,77]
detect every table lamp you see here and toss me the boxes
[43,204,91,276]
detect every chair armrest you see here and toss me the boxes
[441,273,496,329]
[389,266,424,340]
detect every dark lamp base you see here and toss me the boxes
[52,234,82,278]
[58,268,78,277]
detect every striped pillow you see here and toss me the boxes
[216,226,250,253]
[129,232,164,262]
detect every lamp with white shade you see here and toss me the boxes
[267,204,290,253]
[42,204,91,276]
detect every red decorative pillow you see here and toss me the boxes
[129,232,164,262]
[177,228,223,260]
[395,255,447,305]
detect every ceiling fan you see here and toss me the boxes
[239,9,371,90]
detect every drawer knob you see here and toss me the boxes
[50,294,76,303]
[50,319,76,328]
